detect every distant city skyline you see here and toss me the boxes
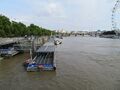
[0,0,116,31]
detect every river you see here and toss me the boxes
[0,36,120,90]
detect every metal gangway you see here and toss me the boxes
[35,45,55,64]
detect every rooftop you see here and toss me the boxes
[36,45,55,53]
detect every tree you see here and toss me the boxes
[0,14,53,37]
[0,15,11,37]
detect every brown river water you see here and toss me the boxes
[0,36,120,90]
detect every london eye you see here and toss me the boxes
[112,0,120,30]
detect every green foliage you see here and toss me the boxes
[0,14,54,37]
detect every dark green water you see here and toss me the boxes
[0,36,120,90]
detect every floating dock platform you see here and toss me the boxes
[25,41,56,72]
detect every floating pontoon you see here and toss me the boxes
[24,42,56,72]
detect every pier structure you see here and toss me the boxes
[25,40,56,71]
[0,38,24,57]
[0,36,50,57]
[13,36,49,51]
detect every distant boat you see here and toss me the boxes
[99,30,120,39]
[56,35,63,39]
[54,40,62,45]
[0,47,19,57]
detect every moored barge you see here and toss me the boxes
[23,42,56,72]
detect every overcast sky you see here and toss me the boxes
[0,0,116,31]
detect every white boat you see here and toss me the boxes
[54,38,62,45]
